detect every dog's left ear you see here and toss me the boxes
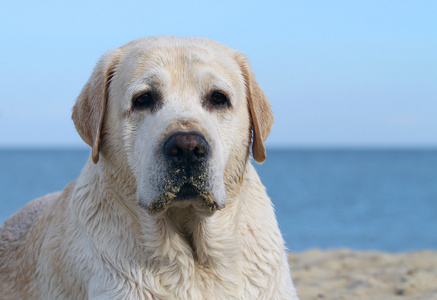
[235,53,274,163]
[72,49,122,164]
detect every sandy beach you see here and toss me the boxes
[288,249,437,300]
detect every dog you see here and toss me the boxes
[0,36,298,299]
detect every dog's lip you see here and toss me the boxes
[143,180,223,214]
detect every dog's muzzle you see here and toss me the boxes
[144,132,222,214]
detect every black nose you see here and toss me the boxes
[164,133,209,164]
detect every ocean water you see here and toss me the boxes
[1,148,436,252]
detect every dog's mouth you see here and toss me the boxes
[143,177,222,214]
[174,182,200,201]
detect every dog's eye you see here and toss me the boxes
[210,92,228,106]
[133,93,154,109]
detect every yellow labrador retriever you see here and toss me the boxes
[0,36,298,299]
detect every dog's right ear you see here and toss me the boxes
[72,49,121,164]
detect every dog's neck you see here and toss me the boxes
[164,199,242,263]
[74,155,244,266]
[133,197,244,296]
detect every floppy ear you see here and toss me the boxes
[235,53,274,163]
[72,49,121,164]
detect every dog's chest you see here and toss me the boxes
[138,258,243,299]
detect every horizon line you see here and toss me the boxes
[0,145,436,151]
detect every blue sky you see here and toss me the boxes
[1,1,436,148]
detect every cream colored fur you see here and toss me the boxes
[0,36,298,299]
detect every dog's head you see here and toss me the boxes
[72,37,273,215]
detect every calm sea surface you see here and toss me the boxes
[1,148,436,252]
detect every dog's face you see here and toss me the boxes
[72,37,273,215]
